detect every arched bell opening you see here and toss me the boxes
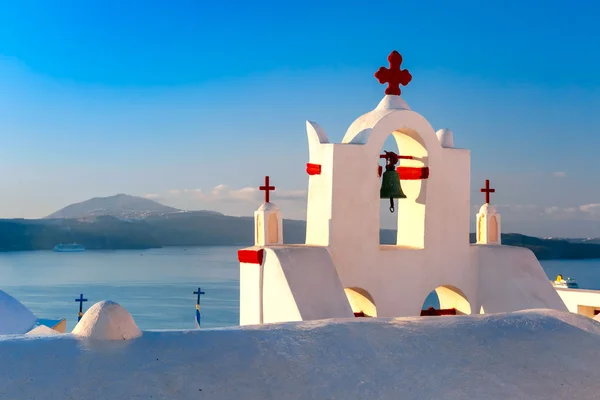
[345,287,377,318]
[379,135,401,245]
[420,285,472,316]
[378,128,428,248]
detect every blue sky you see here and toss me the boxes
[1,1,599,237]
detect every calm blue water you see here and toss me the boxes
[1,246,599,331]
[0,247,239,331]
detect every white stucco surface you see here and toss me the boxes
[240,246,353,325]
[254,202,283,246]
[26,325,60,336]
[476,203,502,244]
[436,128,454,148]
[241,91,567,323]
[556,287,600,318]
[302,94,476,318]
[1,310,600,399]
[0,290,37,335]
[473,245,567,313]
[72,300,142,340]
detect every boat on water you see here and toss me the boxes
[53,243,86,252]
[552,274,579,289]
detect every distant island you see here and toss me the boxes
[0,194,597,260]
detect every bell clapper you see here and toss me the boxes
[389,198,395,213]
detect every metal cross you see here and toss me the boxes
[259,176,275,203]
[194,288,205,329]
[374,50,412,96]
[480,179,496,204]
[194,288,205,307]
[75,293,88,322]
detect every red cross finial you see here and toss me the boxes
[480,179,495,204]
[374,50,412,96]
[259,176,275,203]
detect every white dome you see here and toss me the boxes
[258,202,280,212]
[436,129,454,148]
[72,300,141,340]
[375,95,411,111]
[478,203,498,214]
[26,325,60,336]
[0,290,37,335]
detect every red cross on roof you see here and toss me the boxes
[259,176,275,203]
[480,179,495,204]
[374,50,412,96]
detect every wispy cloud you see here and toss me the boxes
[471,203,600,221]
[580,203,600,216]
[161,184,307,203]
[142,185,308,220]
[553,172,567,177]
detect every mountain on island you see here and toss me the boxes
[45,194,180,220]
[0,193,597,259]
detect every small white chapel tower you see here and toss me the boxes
[254,176,283,246]
[476,179,501,245]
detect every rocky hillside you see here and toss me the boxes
[45,194,180,220]
[1,211,600,259]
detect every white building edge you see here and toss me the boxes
[238,50,600,324]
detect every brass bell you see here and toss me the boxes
[379,151,406,213]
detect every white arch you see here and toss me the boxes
[423,285,472,315]
[342,104,440,249]
[345,287,377,317]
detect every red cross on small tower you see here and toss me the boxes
[374,50,412,96]
[480,179,495,204]
[259,176,275,203]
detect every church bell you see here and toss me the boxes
[380,165,406,213]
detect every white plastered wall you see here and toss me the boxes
[555,288,600,317]
[473,244,567,313]
[304,96,475,317]
[241,95,569,325]
[240,246,353,326]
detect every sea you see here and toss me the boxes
[1,246,599,332]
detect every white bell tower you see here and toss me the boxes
[476,179,501,245]
[254,176,283,246]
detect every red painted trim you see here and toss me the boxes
[306,163,322,175]
[238,249,264,265]
[397,166,429,180]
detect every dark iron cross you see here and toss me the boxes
[194,288,205,307]
[374,50,412,96]
[259,175,275,203]
[75,293,88,321]
[480,179,496,204]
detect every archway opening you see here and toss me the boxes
[378,129,428,248]
[379,135,400,245]
[421,285,471,316]
[345,287,377,318]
